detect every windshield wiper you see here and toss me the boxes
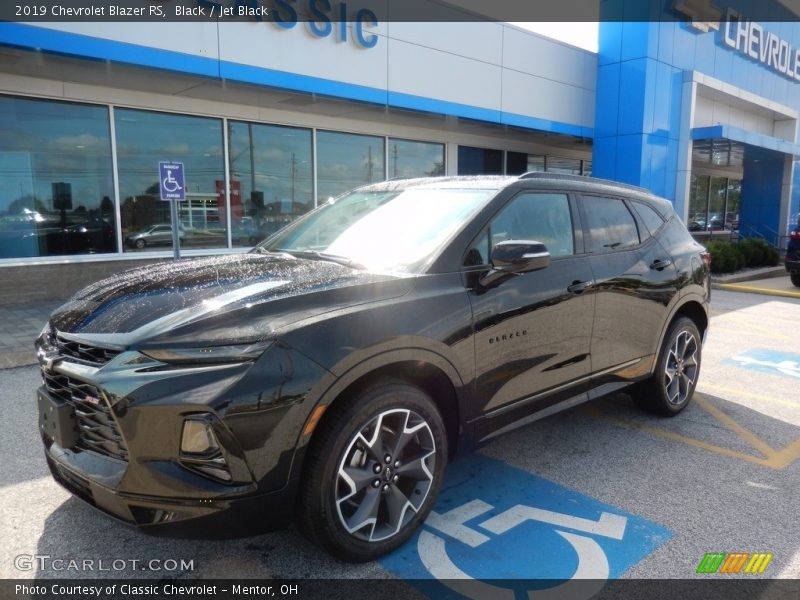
[282,250,366,270]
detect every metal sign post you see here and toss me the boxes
[158,161,186,260]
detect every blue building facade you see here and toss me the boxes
[594,1,800,241]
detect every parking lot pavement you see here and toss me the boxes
[1,289,798,593]
[717,274,800,299]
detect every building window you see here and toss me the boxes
[457,146,503,175]
[527,155,546,172]
[546,156,582,175]
[115,108,225,252]
[505,151,529,175]
[688,175,710,232]
[0,96,115,259]
[317,131,385,204]
[388,139,444,179]
[228,121,312,246]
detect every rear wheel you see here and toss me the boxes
[134,238,146,249]
[297,380,447,562]
[791,273,800,287]
[632,317,701,416]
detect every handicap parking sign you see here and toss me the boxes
[380,454,671,599]
[159,161,185,201]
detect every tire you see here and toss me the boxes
[791,273,800,288]
[297,380,447,562]
[632,317,702,417]
[134,238,146,249]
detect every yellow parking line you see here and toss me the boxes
[585,393,800,470]
[716,283,800,299]
[697,383,800,408]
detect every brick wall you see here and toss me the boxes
[0,259,168,305]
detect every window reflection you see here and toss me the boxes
[387,139,444,179]
[317,131,385,204]
[228,121,312,246]
[115,108,225,252]
[457,146,503,175]
[0,96,115,258]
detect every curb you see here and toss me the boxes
[710,266,786,284]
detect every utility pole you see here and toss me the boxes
[392,144,399,178]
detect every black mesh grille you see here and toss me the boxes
[42,371,128,462]
[56,336,121,367]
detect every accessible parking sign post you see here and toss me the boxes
[158,161,185,259]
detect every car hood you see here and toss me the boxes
[49,253,411,346]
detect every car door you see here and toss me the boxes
[579,194,679,376]
[465,190,596,426]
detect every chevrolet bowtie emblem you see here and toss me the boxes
[673,0,723,33]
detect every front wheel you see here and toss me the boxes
[790,273,800,288]
[297,380,447,562]
[632,317,702,416]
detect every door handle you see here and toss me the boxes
[650,258,673,271]
[567,280,593,294]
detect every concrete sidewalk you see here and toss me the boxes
[0,301,61,369]
[715,275,800,299]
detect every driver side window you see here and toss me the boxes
[490,192,574,258]
[463,192,574,266]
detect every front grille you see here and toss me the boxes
[56,336,121,367]
[42,370,128,461]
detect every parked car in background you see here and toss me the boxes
[124,223,183,249]
[36,174,710,561]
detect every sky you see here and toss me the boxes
[509,22,599,52]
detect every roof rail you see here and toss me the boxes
[517,172,654,195]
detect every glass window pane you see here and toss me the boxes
[583,196,640,253]
[317,131,385,204]
[527,155,546,172]
[457,145,503,175]
[688,175,709,231]
[708,176,727,230]
[388,138,444,179]
[490,192,574,257]
[228,121,312,246]
[582,160,592,177]
[0,96,116,259]
[115,108,225,252]
[546,156,581,174]
[725,179,740,230]
[505,151,528,175]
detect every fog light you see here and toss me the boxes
[179,416,233,483]
[181,418,219,455]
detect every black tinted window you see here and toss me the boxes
[631,201,665,236]
[583,196,640,253]
[489,192,574,257]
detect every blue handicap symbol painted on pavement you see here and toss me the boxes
[725,349,800,380]
[380,454,671,599]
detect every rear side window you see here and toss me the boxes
[582,196,640,253]
[631,201,666,236]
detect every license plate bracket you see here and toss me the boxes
[38,391,79,449]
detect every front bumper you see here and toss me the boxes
[35,339,328,536]
[785,256,800,274]
[43,443,297,537]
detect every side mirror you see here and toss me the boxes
[479,240,550,288]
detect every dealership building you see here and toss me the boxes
[1,1,799,302]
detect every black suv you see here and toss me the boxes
[35,174,710,561]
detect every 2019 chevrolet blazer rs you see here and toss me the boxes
[35,173,710,561]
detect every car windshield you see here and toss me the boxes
[255,187,497,273]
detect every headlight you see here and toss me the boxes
[140,340,272,365]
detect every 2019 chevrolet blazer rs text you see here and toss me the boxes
[36,174,710,561]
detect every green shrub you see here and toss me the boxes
[706,238,780,273]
